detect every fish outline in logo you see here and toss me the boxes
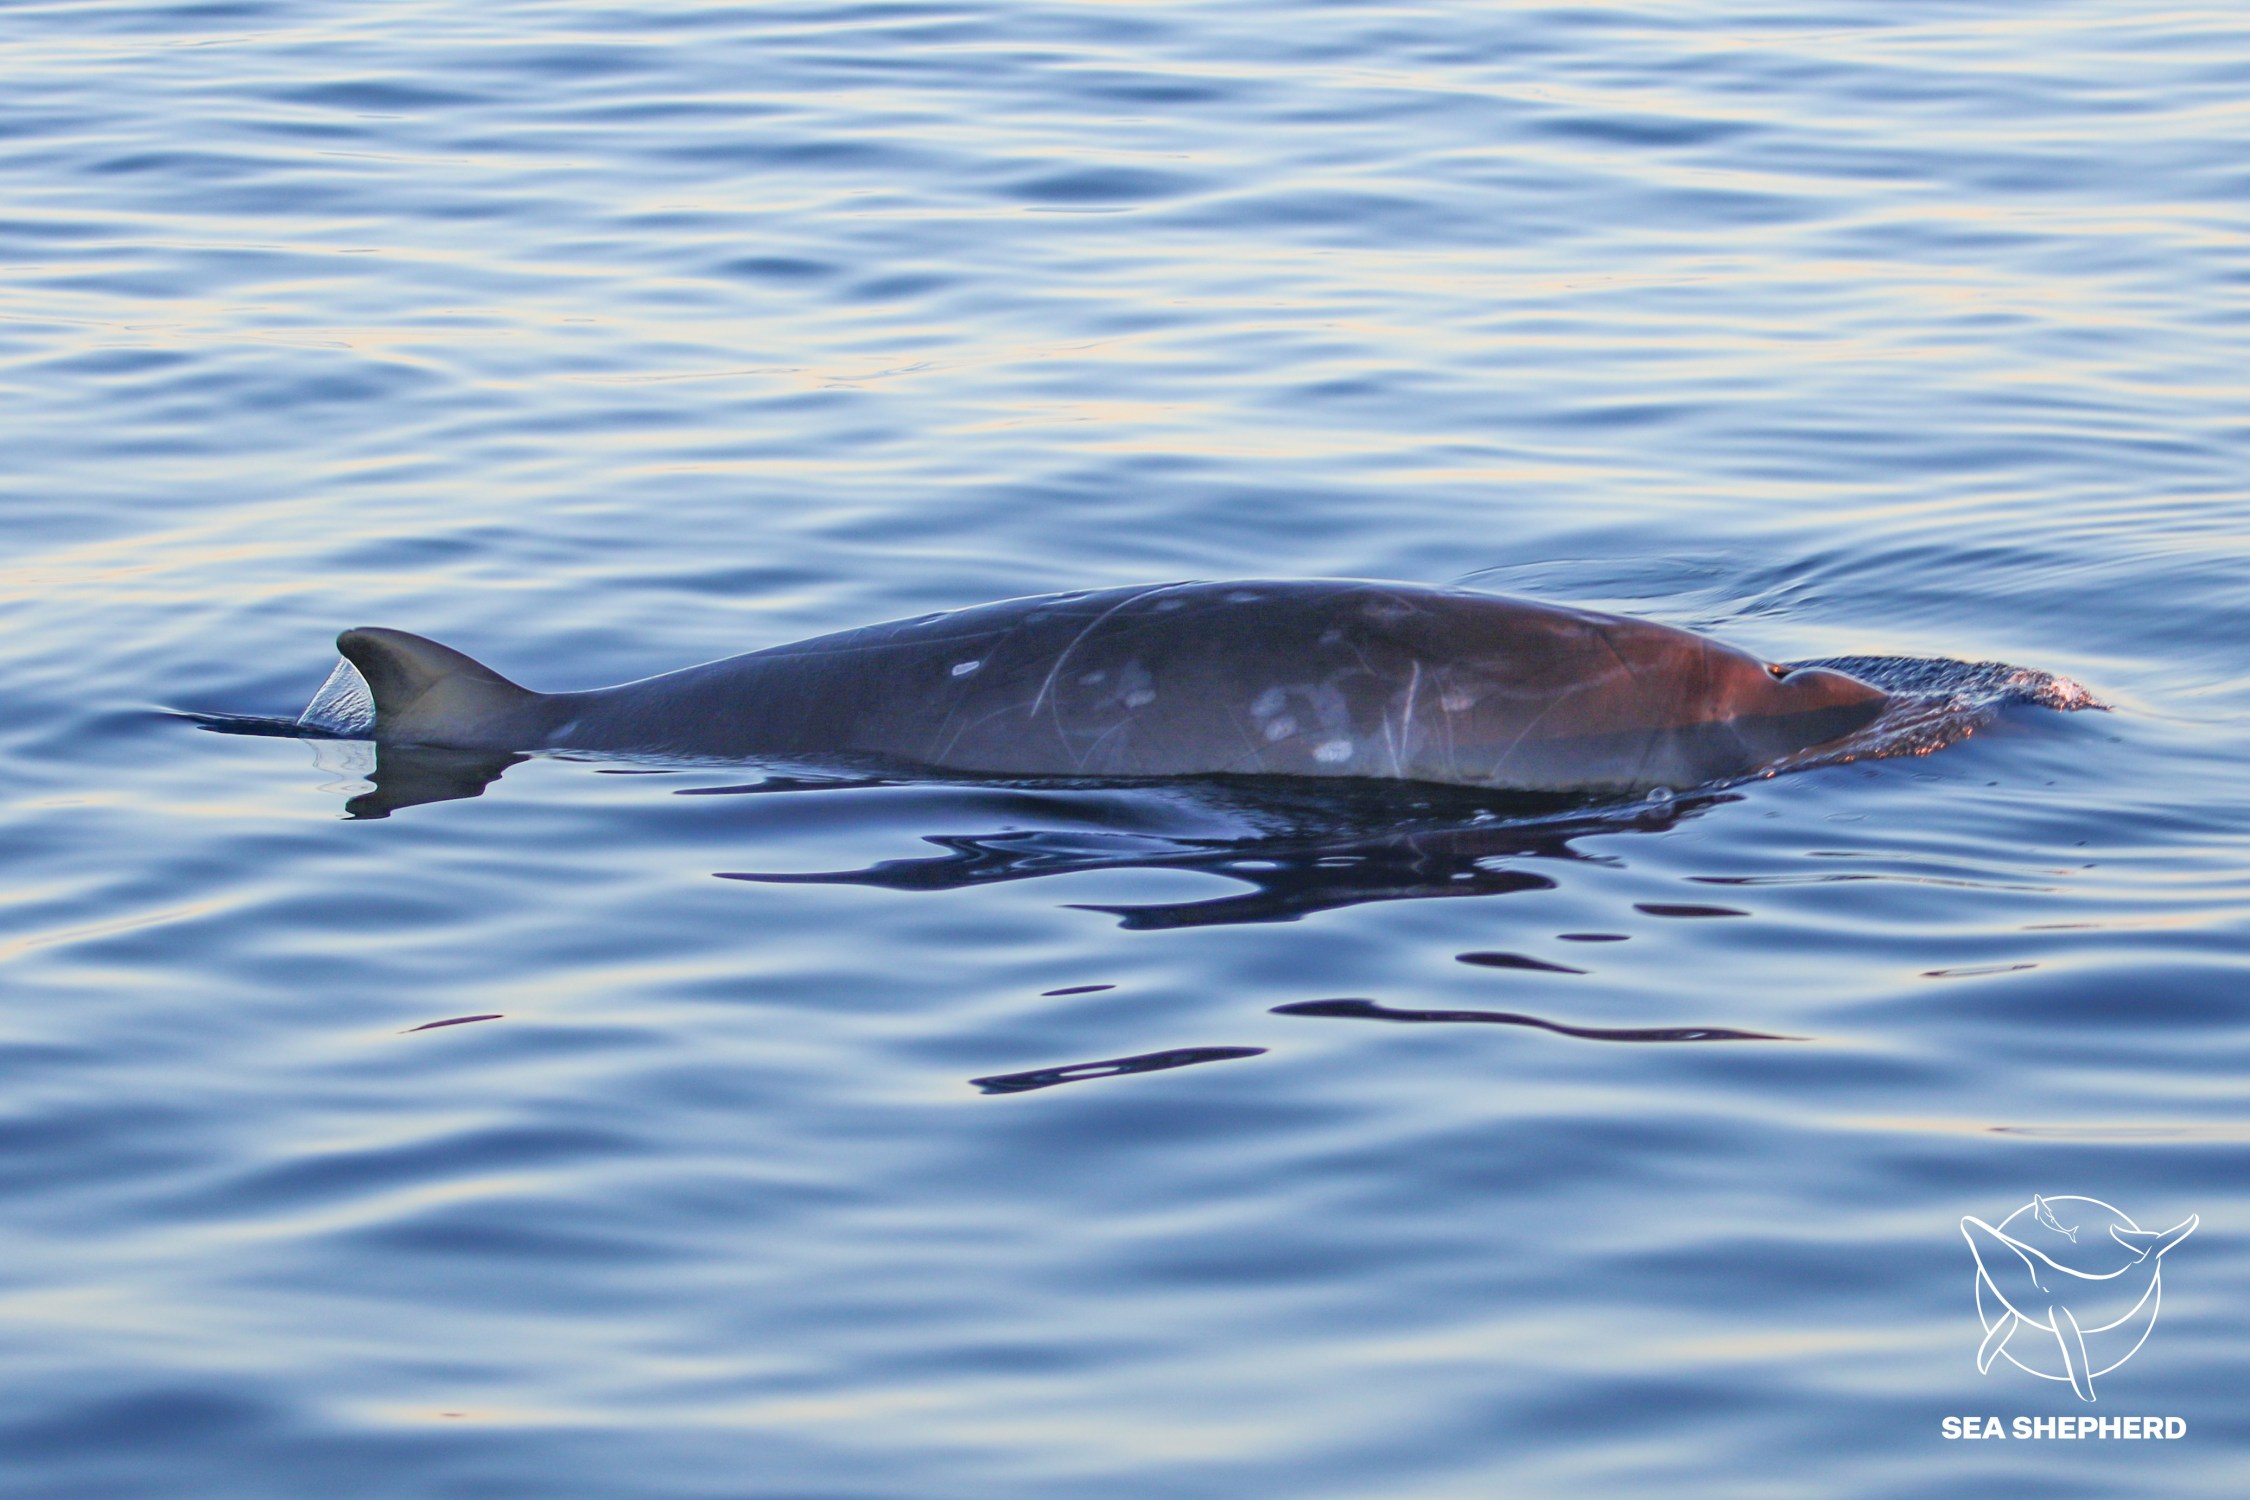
[1961,1194,2196,1402]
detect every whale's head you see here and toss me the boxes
[1454,610,1896,792]
[1722,661,1889,759]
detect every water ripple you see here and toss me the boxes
[5,0,2250,1495]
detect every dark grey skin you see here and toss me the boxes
[338,579,1889,794]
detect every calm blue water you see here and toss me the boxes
[5,2,2249,1494]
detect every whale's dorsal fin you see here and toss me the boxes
[2111,1215,2199,1263]
[337,628,549,750]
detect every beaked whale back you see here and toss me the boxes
[334,579,1888,794]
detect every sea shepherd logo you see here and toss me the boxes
[1961,1195,2196,1402]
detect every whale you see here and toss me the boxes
[1962,1196,2198,1402]
[328,579,1890,795]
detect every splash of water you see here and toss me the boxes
[1779,656,2105,770]
[295,657,376,737]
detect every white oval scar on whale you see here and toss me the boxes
[1124,688,1156,708]
[1264,716,1298,741]
[1314,739,1354,763]
[950,659,982,677]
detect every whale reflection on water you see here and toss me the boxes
[1270,998,1796,1044]
[180,701,1730,925]
[716,777,1720,929]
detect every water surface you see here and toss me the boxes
[5,2,2249,1495]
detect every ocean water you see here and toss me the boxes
[4,2,2248,1495]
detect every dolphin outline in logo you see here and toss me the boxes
[1961,1196,2196,1402]
[2032,1194,2077,1243]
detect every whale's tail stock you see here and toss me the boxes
[336,628,554,750]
